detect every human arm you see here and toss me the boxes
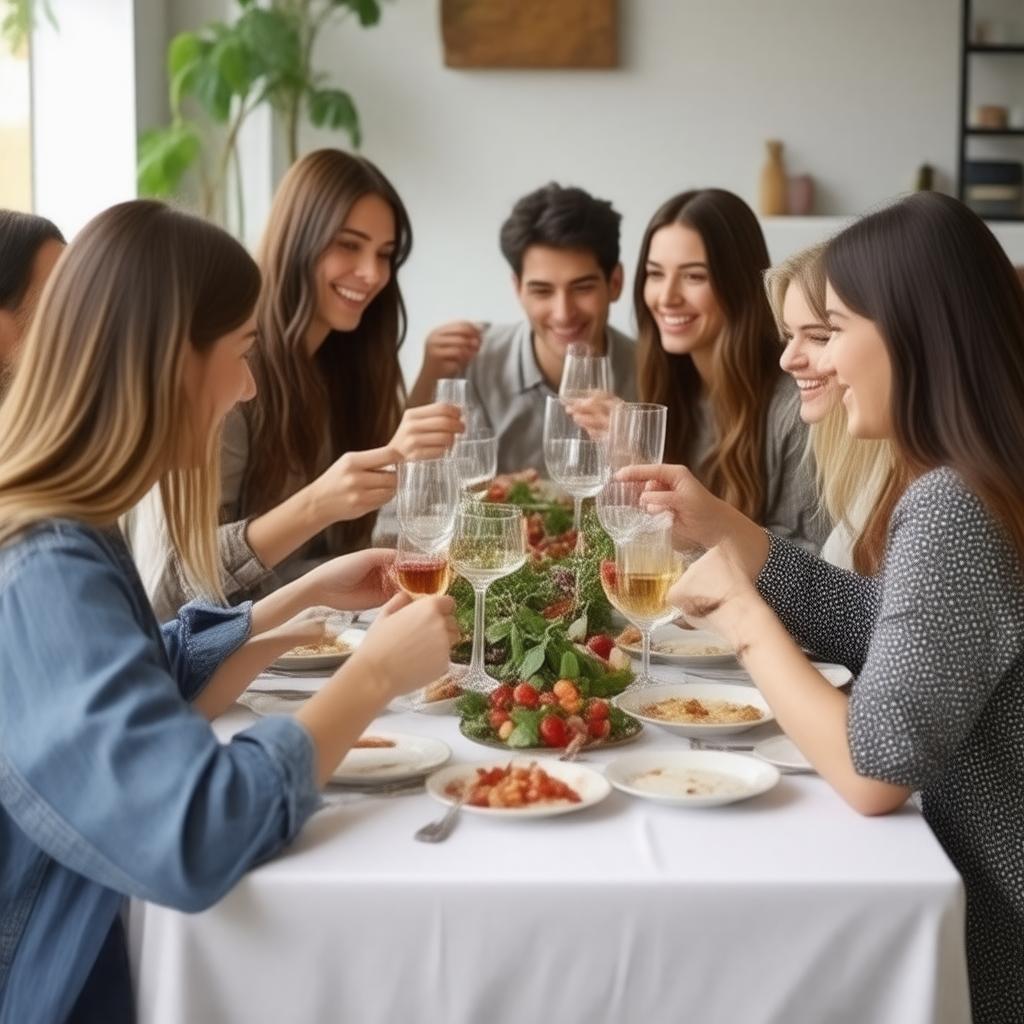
[407,320,484,407]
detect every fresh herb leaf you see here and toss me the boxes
[456,692,488,716]
[485,619,513,643]
[519,643,547,680]
[559,650,580,680]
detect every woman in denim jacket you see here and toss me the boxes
[0,200,458,1023]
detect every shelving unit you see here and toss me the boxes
[957,1,1024,220]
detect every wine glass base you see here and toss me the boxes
[624,669,667,690]
[450,663,500,693]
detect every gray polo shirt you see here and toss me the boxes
[466,321,637,474]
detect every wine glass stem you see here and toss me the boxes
[469,583,489,677]
[641,626,653,680]
[572,496,583,532]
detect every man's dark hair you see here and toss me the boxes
[0,210,64,312]
[499,182,621,279]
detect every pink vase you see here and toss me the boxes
[786,175,815,216]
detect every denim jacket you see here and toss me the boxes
[0,521,321,1023]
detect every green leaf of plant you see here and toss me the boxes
[509,624,524,663]
[136,123,201,197]
[213,35,252,96]
[516,606,548,638]
[167,31,202,77]
[237,8,300,77]
[485,619,513,643]
[333,0,382,27]
[559,651,580,680]
[307,87,361,146]
[193,59,233,122]
[519,643,547,681]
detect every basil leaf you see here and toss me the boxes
[519,643,547,680]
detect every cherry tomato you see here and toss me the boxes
[560,697,583,715]
[488,709,510,730]
[486,483,509,502]
[513,682,540,708]
[489,685,514,711]
[585,698,610,723]
[539,714,570,748]
[588,718,611,740]
[586,634,614,661]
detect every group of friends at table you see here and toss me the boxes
[0,148,1021,1023]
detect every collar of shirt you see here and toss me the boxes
[514,322,624,396]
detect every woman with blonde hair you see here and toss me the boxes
[0,200,457,1023]
[764,243,904,573]
[634,189,825,549]
[130,149,462,618]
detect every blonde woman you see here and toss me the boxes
[129,150,462,619]
[0,200,457,1023]
[765,244,903,573]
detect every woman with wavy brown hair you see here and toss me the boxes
[634,189,824,549]
[130,149,461,618]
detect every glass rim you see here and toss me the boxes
[612,402,667,415]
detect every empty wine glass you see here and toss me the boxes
[559,342,612,399]
[599,513,687,687]
[452,426,498,496]
[450,502,527,691]
[607,402,668,471]
[596,478,649,542]
[396,457,460,552]
[543,395,609,538]
[434,377,468,410]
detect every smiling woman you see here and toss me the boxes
[126,149,463,619]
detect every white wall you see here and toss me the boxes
[295,0,969,381]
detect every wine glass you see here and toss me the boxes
[452,426,498,497]
[396,456,460,551]
[559,342,612,399]
[392,533,452,600]
[450,502,527,691]
[607,402,667,471]
[434,377,468,411]
[596,478,649,543]
[599,513,688,687]
[543,395,609,539]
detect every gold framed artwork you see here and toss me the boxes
[440,0,618,69]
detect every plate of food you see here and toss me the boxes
[615,625,740,669]
[425,758,610,818]
[614,681,773,738]
[330,732,451,785]
[753,735,814,773]
[389,672,465,715]
[457,684,643,753]
[272,627,364,672]
[605,750,780,808]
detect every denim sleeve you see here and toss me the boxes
[159,599,252,702]
[0,536,321,913]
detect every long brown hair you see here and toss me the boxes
[0,200,260,594]
[765,242,900,574]
[241,149,412,552]
[635,189,780,521]
[825,191,1024,563]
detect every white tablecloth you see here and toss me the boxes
[130,659,970,1024]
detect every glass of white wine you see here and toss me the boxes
[543,395,609,541]
[559,341,612,400]
[391,533,452,600]
[450,502,527,691]
[600,513,688,687]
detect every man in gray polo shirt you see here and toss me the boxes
[408,183,636,474]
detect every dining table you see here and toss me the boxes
[129,635,971,1024]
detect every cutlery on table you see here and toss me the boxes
[414,791,468,843]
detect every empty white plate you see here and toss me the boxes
[606,749,780,807]
[753,735,814,773]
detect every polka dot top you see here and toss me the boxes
[756,467,1024,1024]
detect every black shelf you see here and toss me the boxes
[957,2,1024,220]
[967,44,1024,53]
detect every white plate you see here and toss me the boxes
[425,759,610,819]
[389,691,461,715]
[614,681,774,737]
[617,625,739,668]
[271,627,364,672]
[331,732,451,784]
[753,735,814,773]
[606,749,780,807]
[685,662,852,687]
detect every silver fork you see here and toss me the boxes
[414,791,468,843]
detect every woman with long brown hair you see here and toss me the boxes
[0,199,457,1023]
[635,189,824,549]
[632,192,1024,1023]
[130,149,461,618]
